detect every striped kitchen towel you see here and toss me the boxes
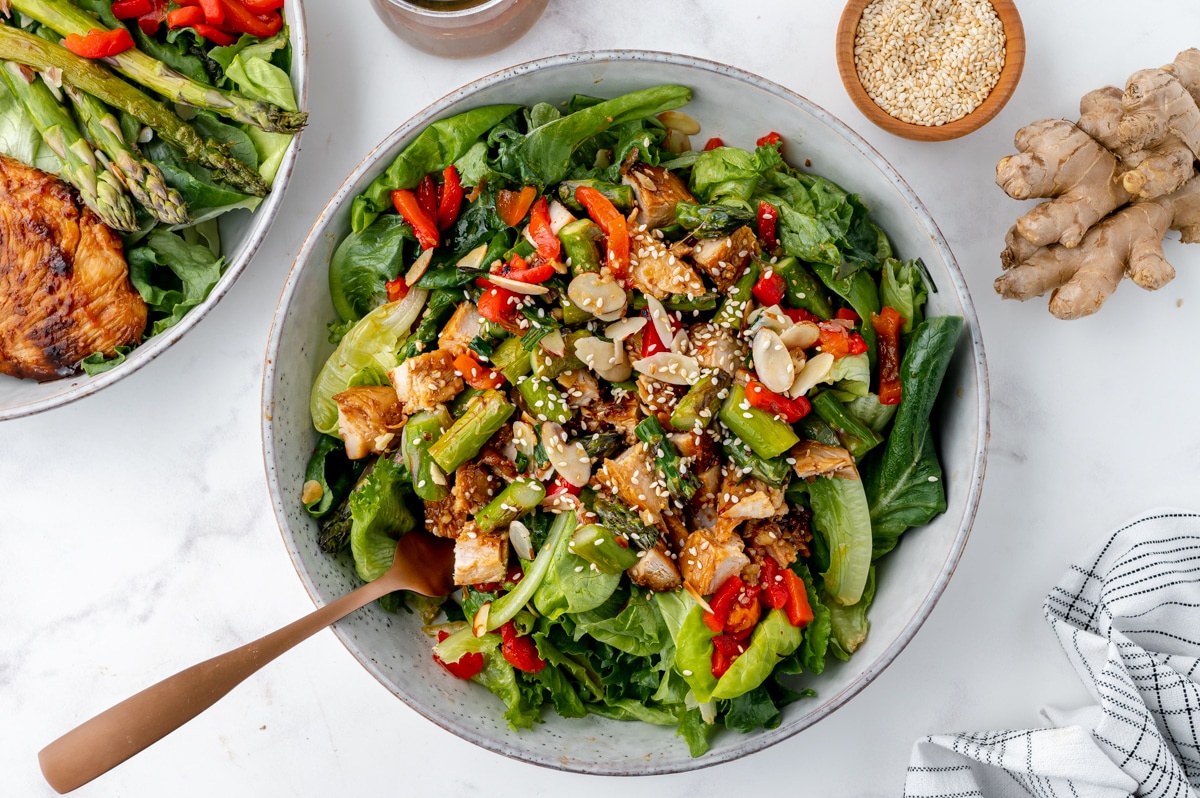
[904,511,1200,798]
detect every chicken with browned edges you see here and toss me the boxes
[0,154,146,381]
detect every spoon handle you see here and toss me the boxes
[38,574,400,794]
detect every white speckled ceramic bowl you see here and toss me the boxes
[0,8,309,421]
[262,51,989,774]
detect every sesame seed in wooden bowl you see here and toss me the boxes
[835,0,1025,141]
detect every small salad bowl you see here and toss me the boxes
[262,50,989,774]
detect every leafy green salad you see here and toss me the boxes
[302,84,962,757]
[0,0,303,376]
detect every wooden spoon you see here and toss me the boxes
[38,531,456,794]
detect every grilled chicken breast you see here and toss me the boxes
[0,154,146,381]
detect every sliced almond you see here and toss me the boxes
[487,274,550,295]
[509,520,534,561]
[752,328,795,393]
[670,329,690,354]
[428,460,447,486]
[575,336,632,382]
[788,352,835,398]
[472,602,491,637]
[568,272,627,316]
[779,320,820,349]
[300,480,323,505]
[631,352,702,386]
[657,110,701,135]
[404,247,434,286]
[539,330,566,358]
[605,315,646,342]
[548,199,576,234]
[541,421,591,487]
[511,420,537,458]
[644,294,674,349]
[455,243,489,273]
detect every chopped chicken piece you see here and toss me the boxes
[717,469,785,521]
[388,348,463,413]
[453,524,509,585]
[557,368,600,407]
[690,226,760,292]
[627,544,682,592]
[637,373,685,425]
[688,464,722,532]
[0,153,146,380]
[425,494,466,539]
[437,301,483,357]
[622,163,695,228]
[790,440,856,480]
[662,509,690,550]
[451,459,499,519]
[595,442,666,526]
[333,386,405,460]
[688,322,744,376]
[670,429,718,474]
[680,527,750,596]
[477,444,519,482]
[579,390,642,443]
[628,235,707,300]
[742,505,814,569]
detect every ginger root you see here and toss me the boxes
[995,48,1200,318]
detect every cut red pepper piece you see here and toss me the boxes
[199,0,225,24]
[745,380,810,423]
[416,174,438,222]
[454,352,505,390]
[781,569,814,628]
[751,271,786,307]
[241,0,284,11]
[724,583,761,635]
[817,321,855,359]
[217,0,281,37]
[528,197,561,263]
[499,621,545,673]
[759,558,789,610]
[835,307,860,324]
[136,0,167,34]
[433,630,485,680]
[436,165,464,231]
[782,307,820,324]
[710,633,750,678]
[703,137,724,151]
[640,307,669,358]
[391,189,439,250]
[476,284,521,327]
[166,6,204,27]
[192,23,236,44]
[497,186,537,227]
[111,0,152,18]
[871,305,903,405]
[575,185,629,279]
[757,131,783,148]
[703,575,744,633]
[847,332,868,356]
[757,200,778,249]
[63,27,136,58]
[504,261,555,284]
[384,275,408,303]
[547,475,581,497]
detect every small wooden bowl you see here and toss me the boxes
[835,0,1025,141]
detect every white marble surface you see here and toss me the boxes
[4,1,1200,795]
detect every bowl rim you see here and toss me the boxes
[0,2,311,422]
[834,0,1026,141]
[261,48,991,775]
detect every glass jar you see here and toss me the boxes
[369,0,551,59]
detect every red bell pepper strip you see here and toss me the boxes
[391,189,439,250]
[782,307,820,324]
[745,380,810,423]
[703,137,724,151]
[527,197,561,263]
[199,0,225,24]
[499,621,545,673]
[63,28,136,58]
[454,352,505,390]
[433,630,485,679]
[871,306,904,405]
[710,632,750,678]
[384,275,408,303]
[167,6,204,27]
[757,200,778,249]
[759,558,789,610]
[817,321,857,359]
[217,0,282,37]
[111,0,152,18]
[575,185,630,279]
[640,307,669,358]
[835,307,860,324]
[703,575,745,633]
[241,0,284,11]
[751,271,786,306]
[416,174,439,221]
[436,165,464,231]
[497,186,537,227]
[193,23,236,44]
[135,0,167,34]
[547,475,581,497]
[724,583,761,635]
[847,332,868,356]
[757,131,783,148]
[781,569,814,628]
[476,284,521,326]
[505,261,555,284]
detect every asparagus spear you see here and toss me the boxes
[580,431,625,462]
[474,477,546,534]
[810,391,882,461]
[11,0,306,134]
[569,524,639,574]
[719,383,799,460]
[634,415,699,502]
[670,369,729,431]
[401,409,451,502]
[713,260,760,331]
[723,440,791,487]
[516,375,572,424]
[556,180,633,214]
[62,84,188,225]
[0,61,136,231]
[592,493,658,551]
[428,389,514,474]
[556,218,603,275]
[0,24,268,196]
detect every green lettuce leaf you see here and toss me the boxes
[795,562,832,674]
[829,566,876,660]
[670,603,719,702]
[881,258,929,334]
[720,685,781,732]
[808,474,873,607]
[676,707,715,757]
[348,456,415,582]
[711,609,802,701]
[571,587,667,658]
[328,215,414,322]
[79,345,132,376]
[302,434,365,519]
[532,525,621,618]
[127,229,225,337]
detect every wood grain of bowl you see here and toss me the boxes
[835,0,1025,141]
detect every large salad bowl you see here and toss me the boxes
[0,5,310,421]
[262,50,989,774]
